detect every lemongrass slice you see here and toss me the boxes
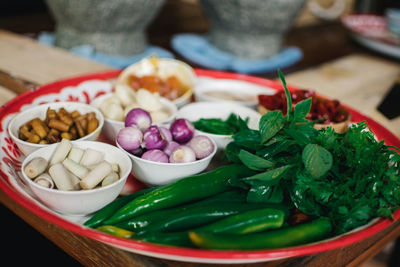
[101,172,119,187]
[68,147,84,163]
[49,139,72,166]
[62,158,89,179]
[48,163,75,191]
[80,148,104,166]
[70,173,81,190]
[24,157,48,179]
[33,173,54,189]
[80,161,112,190]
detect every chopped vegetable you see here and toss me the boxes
[136,89,163,112]
[141,149,169,163]
[163,141,180,156]
[33,173,54,189]
[170,118,195,143]
[116,126,143,151]
[24,157,48,178]
[169,145,196,163]
[143,125,168,150]
[193,113,250,135]
[188,135,215,159]
[80,161,113,189]
[49,138,72,166]
[159,126,172,142]
[124,108,152,131]
[79,147,104,167]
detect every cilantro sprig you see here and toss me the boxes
[226,70,400,234]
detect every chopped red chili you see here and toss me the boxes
[258,89,349,124]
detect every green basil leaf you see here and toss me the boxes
[278,69,292,119]
[293,97,312,122]
[302,143,333,178]
[284,124,316,146]
[259,111,285,143]
[238,149,275,171]
[224,142,242,164]
[232,129,262,150]
[243,165,292,186]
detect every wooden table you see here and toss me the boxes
[1,24,399,266]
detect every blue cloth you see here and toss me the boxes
[37,32,174,68]
[171,34,303,74]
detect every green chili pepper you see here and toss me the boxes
[134,231,194,247]
[135,202,288,235]
[134,208,285,247]
[195,207,285,234]
[104,164,256,225]
[96,225,134,238]
[189,217,332,250]
[115,189,249,231]
[84,187,156,228]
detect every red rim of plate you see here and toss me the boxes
[1,69,399,262]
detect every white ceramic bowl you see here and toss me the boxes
[194,77,275,108]
[177,102,261,150]
[91,93,177,142]
[8,102,104,156]
[117,58,196,107]
[116,137,217,186]
[21,140,132,215]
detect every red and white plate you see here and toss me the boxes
[341,14,400,59]
[1,69,399,264]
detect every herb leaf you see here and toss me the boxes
[302,143,333,178]
[243,165,292,186]
[259,110,285,143]
[278,69,292,120]
[293,98,312,123]
[238,149,275,171]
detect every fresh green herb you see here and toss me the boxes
[193,113,249,135]
[226,69,400,235]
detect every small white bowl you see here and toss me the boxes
[117,58,196,107]
[116,137,217,186]
[91,93,177,142]
[177,102,261,150]
[8,102,104,156]
[21,140,132,215]
[194,77,275,108]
